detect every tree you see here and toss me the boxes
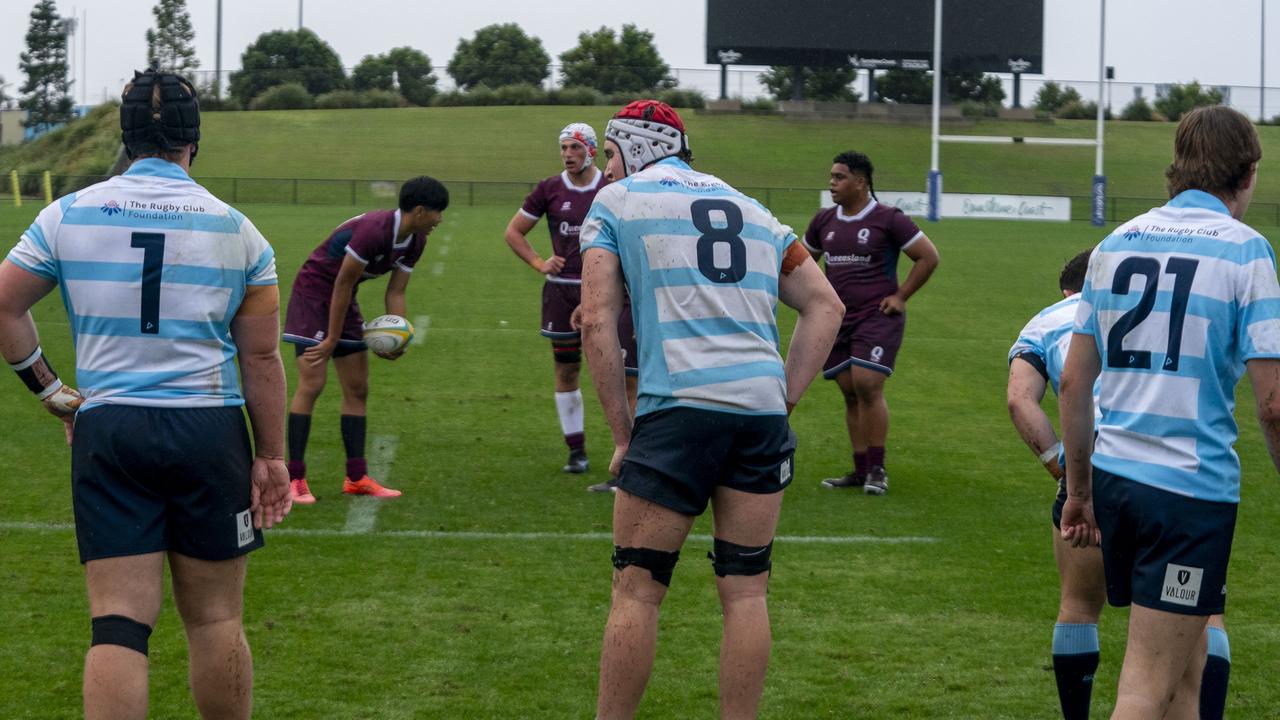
[145,0,198,76]
[1120,95,1154,122]
[876,68,931,104]
[385,47,437,106]
[1154,81,1224,122]
[1034,81,1082,114]
[447,23,549,90]
[352,54,394,92]
[0,76,9,109]
[19,0,73,131]
[759,66,860,102]
[228,28,345,104]
[946,71,1005,104]
[559,25,672,94]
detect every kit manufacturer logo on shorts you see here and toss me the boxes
[236,509,254,548]
[779,457,792,487]
[1162,563,1203,607]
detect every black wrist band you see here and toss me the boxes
[10,347,59,395]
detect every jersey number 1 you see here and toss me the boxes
[1106,256,1199,371]
[131,232,165,334]
[692,199,747,284]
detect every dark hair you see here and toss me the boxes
[833,150,876,200]
[1165,105,1261,199]
[399,176,449,213]
[1059,249,1092,294]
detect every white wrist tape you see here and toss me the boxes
[1039,442,1063,464]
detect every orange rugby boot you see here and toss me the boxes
[290,478,317,505]
[342,475,402,498]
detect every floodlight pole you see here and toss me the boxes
[1091,0,1107,227]
[927,0,943,223]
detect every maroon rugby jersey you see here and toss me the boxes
[519,169,608,281]
[802,201,924,309]
[292,209,426,298]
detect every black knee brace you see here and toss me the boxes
[612,546,680,587]
[708,539,773,577]
[552,341,582,365]
[91,615,153,656]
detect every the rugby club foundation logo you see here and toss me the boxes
[100,200,122,216]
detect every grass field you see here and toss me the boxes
[4,197,1280,718]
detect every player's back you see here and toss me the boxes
[1010,294,1080,395]
[8,159,276,410]
[1077,190,1280,502]
[581,158,795,417]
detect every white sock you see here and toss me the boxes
[555,390,585,438]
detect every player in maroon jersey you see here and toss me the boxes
[503,123,637,485]
[803,151,939,495]
[282,176,449,502]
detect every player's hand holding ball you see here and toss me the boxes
[363,315,414,360]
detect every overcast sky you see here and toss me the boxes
[0,0,1273,106]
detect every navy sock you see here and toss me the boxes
[1200,626,1230,720]
[340,415,366,478]
[287,413,311,478]
[1052,623,1099,720]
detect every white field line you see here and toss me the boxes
[410,315,430,346]
[438,245,450,257]
[342,434,399,534]
[0,521,937,545]
[431,262,444,276]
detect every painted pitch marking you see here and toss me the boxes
[342,434,399,534]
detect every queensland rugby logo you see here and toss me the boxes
[100,200,122,216]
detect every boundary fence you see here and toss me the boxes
[7,173,1280,228]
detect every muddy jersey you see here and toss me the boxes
[519,168,607,283]
[292,209,425,299]
[802,201,924,309]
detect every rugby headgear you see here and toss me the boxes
[120,70,201,161]
[559,122,598,162]
[605,100,689,177]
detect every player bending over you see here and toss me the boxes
[580,100,843,719]
[283,177,448,502]
[804,151,939,495]
[1008,251,1229,720]
[0,71,290,719]
[1060,105,1279,719]
[503,123,638,484]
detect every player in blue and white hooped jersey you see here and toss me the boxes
[0,72,291,719]
[1059,106,1280,719]
[579,100,843,719]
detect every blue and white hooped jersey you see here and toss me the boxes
[6,158,277,411]
[1074,189,1280,503]
[1010,294,1081,396]
[580,157,797,416]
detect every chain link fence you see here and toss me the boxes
[7,173,1280,228]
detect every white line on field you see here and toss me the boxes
[411,315,430,345]
[342,434,399,534]
[431,262,444,276]
[0,521,937,545]
[438,245,450,257]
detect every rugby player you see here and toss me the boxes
[283,176,448,502]
[804,151,939,495]
[0,71,291,719]
[503,123,638,481]
[1008,251,1231,719]
[579,100,843,719]
[1060,105,1279,719]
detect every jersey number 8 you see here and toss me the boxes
[692,199,747,284]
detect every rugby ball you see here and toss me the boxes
[362,315,414,356]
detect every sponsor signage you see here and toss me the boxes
[820,190,1071,222]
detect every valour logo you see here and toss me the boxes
[100,200,122,216]
[235,509,254,548]
[1162,563,1203,607]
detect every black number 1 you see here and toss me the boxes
[1105,255,1199,371]
[130,232,165,334]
